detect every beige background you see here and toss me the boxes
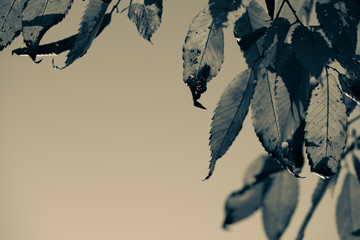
[0,1,357,239]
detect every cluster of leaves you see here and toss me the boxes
[0,0,163,67]
[182,0,360,239]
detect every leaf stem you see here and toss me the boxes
[285,0,304,26]
[296,178,330,240]
[326,65,342,75]
[110,0,122,14]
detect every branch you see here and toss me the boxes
[110,0,122,14]
[275,0,286,19]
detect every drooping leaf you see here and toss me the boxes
[339,73,360,105]
[182,6,224,109]
[21,0,73,60]
[206,69,256,179]
[336,173,360,239]
[251,69,281,158]
[299,0,315,25]
[265,0,275,19]
[354,153,360,183]
[0,0,28,51]
[234,0,270,67]
[12,12,112,57]
[291,25,334,77]
[56,0,110,69]
[128,0,162,42]
[262,171,298,240]
[208,0,242,28]
[305,73,347,177]
[223,155,278,228]
[316,0,360,57]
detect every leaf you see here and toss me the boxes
[21,0,73,60]
[262,171,299,240]
[251,69,281,157]
[305,73,347,177]
[205,69,256,179]
[182,6,224,109]
[208,0,242,28]
[339,73,360,105]
[0,0,28,51]
[12,12,112,57]
[291,25,334,78]
[265,0,275,19]
[316,0,360,57]
[234,0,270,67]
[223,155,278,228]
[336,173,360,240]
[352,228,360,236]
[238,27,267,52]
[56,0,110,69]
[354,154,360,184]
[128,0,162,42]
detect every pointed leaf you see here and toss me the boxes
[206,69,256,179]
[234,0,269,67]
[208,0,242,28]
[13,12,112,57]
[336,173,360,239]
[58,0,110,69]
[265,0,275,19]
[251,69,281,157]
[182,6,224,108]
[0,0,28,51]
[291,25,334,77]
[262,171,299,240]
[21,0,73,59]
[316,0,360,57]
[128,0,162,42]
[305,73,347,177]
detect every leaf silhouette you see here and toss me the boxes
[353,228,360,236]
[208,0,242,28]
[206,69,256,179]
[238,27,267,52]
[182,6,224,109]
[316,0,360,57]
[233,0,269,67]
[128,0,162,42]
[0,0,28,51]
[262,171,299,240]
[223,155,280,228]
[12,12,112,57]
[21,0,73,60]
[265,0,275,19]
[56,0,110,69]
[354,154,360,184]
[291,25,334,78]
[339,73,360,105]
[336,173,360,240]
[305,73,347,177]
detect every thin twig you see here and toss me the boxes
[110,0,122,14]
[349,115,360,125]
[326,65,342,75]
[275,0,286,19]
[285,0,304,26]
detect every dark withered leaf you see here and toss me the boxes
[208,0,242,28]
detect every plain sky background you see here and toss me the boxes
[0,0,359,239]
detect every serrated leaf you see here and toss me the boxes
[316,0,360,57]
[13,12,112,57]
[56,0,110,69]
[0,0,28,51]
[206,69,256,179]
[262,171,298,240]
[182,6,224,109]
[234,0,270,67]
[336,173,360,240]
[223,155,279,228]
[291,25,334,77]
[305,73,347,177]
[265,0,275,19]
[354,154,360,183]
[252,69,281,157]
[339,73,360,105]
[21,0,73,60]
[208,0,242,28]
[128,0,162,42]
